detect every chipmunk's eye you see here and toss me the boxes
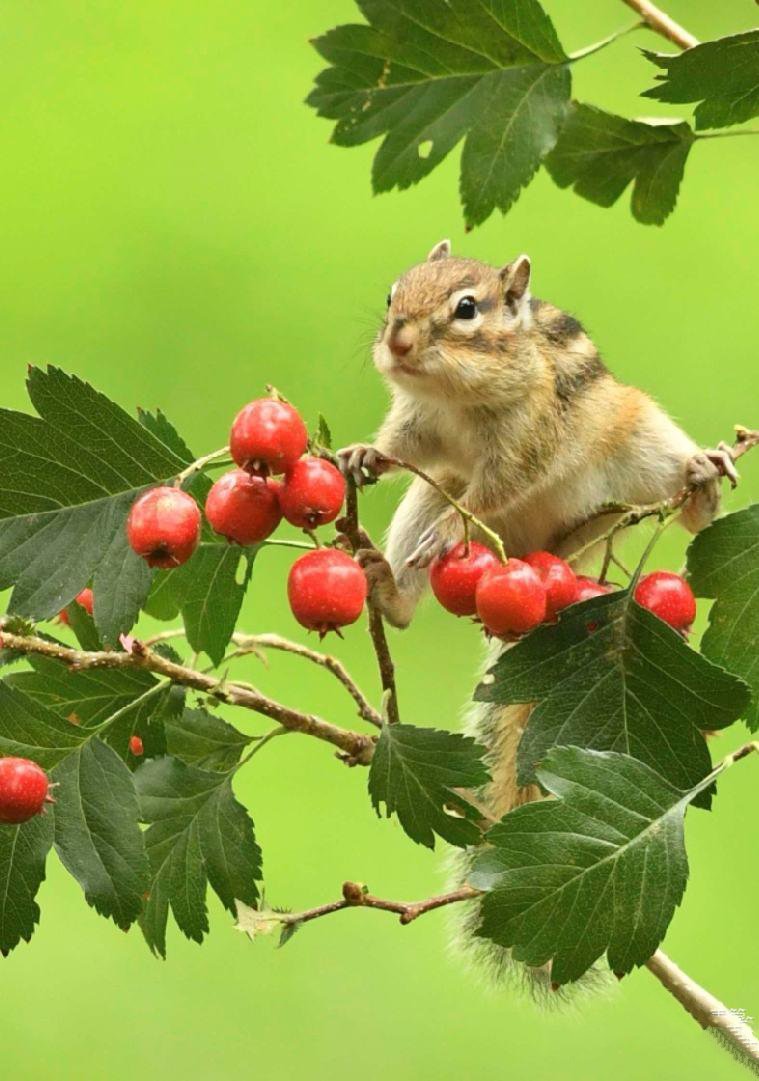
[454,295,478,320]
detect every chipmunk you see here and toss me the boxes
[337,239,734,999]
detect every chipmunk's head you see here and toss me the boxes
[373,239,533,401]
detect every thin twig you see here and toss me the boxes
[0,629,376,766]
[174,445,231,487]
[282,882,480,930]
[569,20,643,62]
[231,633,383,728]
[620,0,698,49]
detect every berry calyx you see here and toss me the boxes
[279,457,346,529]
[0,758,51,824]
[634,571,696,631]
[59,587,94,625]
[475,559,547,637]
[287,548,367,635]
[129,735,144,757]
[523,551,578,618]
[429,542,500,616]
[574,577,613,603]
[230,399,308,476]
[126,487,201,569]
[205,469,282,545]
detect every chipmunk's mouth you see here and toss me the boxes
[390,360,423,377]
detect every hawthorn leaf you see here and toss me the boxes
[308,0,571,227]
[687,505,759,732]
[546,104,694,225]
[0,367,190,643]
[368,722,490,848]
[0,680,90,768]
[52,738,150,928]
[0,811,54,953]
[165,707,253,771]
[476,588,749,808]
[471,747,722,984]
[642,32,759,130]
[135,756,262,956]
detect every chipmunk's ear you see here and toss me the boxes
[427,238,451,262]
[500,255,531,314]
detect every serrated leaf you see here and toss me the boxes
[0,367,191,643]
[64,601,101,651]
[315,414,332,451]
[165,707,253,771]
[687,505,759,732]
[476,588,749,809]
[52,738,150,928]
[308,0,571,227]
[135,757,262,956]
[0,680,90,768]
[0,811,54,953]
[138,407,196,461]
[368,723,490,848]
[642,31,759,130]
[546,104,694,225]
[471,747,723,984]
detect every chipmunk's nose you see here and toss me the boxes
[389,318,415,358]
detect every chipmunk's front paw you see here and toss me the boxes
[406,515,457,570]
[336,444,390,488]
[355,547,394,594]
[687,443,739,489]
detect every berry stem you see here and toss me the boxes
[174,445,231,488]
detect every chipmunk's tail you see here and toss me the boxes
[447,643,616,1008]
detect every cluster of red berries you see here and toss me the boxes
[429,542,696,637]
[125,396,366,635]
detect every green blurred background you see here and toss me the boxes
[0,2,757,1078]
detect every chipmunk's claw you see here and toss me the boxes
[688,443,739,490]
[336,444,389,488]
[406,525,454,570]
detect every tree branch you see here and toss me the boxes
[620,0,698,49]
[0,628,376,766]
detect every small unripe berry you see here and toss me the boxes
[0,758,51,824]
[523,551,578,618]
[59,587,94,625]
[287,548,367,635]
[634,571,696,631]
[429,542,500,616]
[205,469,282,545]
[230,399,308,476]
[126,487,201,569]
[475,560,547,637]
[129,735,144,757]
[575,577,613,603]
[279,457,346,529]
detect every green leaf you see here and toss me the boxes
[0,680,90,768]
[308,0,571,227]
[546,104,694,225]
[471,747,720,984]
[368,722,490,848]
[135,757,262,956]
[0,812,54,953]
[642,32,759,130]
[52,738,150,928]
[476,588,749,808]
[315,413,332,451]
[0,367,191,643]
[165,707,253,771]
[687,505,759,732]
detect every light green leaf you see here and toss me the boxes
[0,811,54,953]
[165,707,253,771]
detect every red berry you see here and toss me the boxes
[129,735,144,757]
[429,542,500,616]
[0,758,51,824]
[126,487,201,569]
[475,560,547,637]
[230,399,308,476]
[59,587,94,625]
[523,551,578,618]
[634,571,696,630]
[205,469,282,545]
[287,549,367,635]
[279,457,346,529]
[575,576,613,603]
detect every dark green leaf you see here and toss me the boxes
[137,407,195,462]
[52,738,150,928]
[368,722,490,848]
[308,0,571,227]
[471,747,720,984]
[135,756,262,956]
[0,367,190,643]
[0,680,90,768]
[546,104,694,225]
[687,505,759,732]
[165,707,253,771]
[642,32,759,130]
[64,602,101,651]
[0,811,54,953]
[476,588,749,808]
